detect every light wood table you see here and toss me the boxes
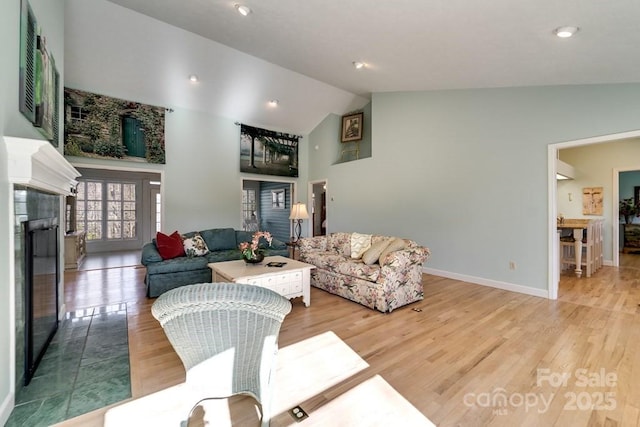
[558,218,603,278]
[208,256,314,306]
[558,220,588,278]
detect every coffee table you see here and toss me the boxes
[208,255,314,306]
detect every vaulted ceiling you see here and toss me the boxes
[71,0,640,133]
[107,0,640,95]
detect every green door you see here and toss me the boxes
[123,116,146,158]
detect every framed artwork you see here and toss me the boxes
[34,34,56,141]
[341,112,363,142]
[19,0,37,124]
[19,0,60,145]
[582,187,603,215]
[272,189,285,209]
[240,124,300,177]
[64,88,166,164]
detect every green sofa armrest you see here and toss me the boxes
[269,237,287,250]
[141,242,163,265]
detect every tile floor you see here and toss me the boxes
[7,304,131,427]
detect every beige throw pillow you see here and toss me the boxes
[379,238,407,265]
[351,232,372,259]
[362,239,391,265]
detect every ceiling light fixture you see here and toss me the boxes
[268,99,279,107]
[554,26,579,38]
[352,61,366,70]
[235,4,251,16]
[189,74,199,82]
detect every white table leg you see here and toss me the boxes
[302,270,311,307]
[573,228,583,278]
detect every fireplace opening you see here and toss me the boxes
[24,217,59,385]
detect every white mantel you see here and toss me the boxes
[4,136,80,195]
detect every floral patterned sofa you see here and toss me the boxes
[298,232,430,312]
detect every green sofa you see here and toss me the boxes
[141,228,289,297]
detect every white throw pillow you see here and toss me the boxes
[351,232,372,259]
[183,234,210,257]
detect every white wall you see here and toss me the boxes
[162,108,245,232]
[0,0,64,423]
[309,85,640,293]
[63,0,310,236]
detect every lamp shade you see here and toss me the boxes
[289,203,309,220]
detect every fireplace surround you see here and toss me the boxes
[5,136,80,397]
[23,216,59,385]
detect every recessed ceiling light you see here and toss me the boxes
[554,26,579,38]
[235,3,251,16]
[189,74,199,82]
[352,61,366,70]
[268,99,279,107]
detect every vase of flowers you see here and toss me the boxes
[239,231,272,264]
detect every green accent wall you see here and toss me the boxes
[309,85,640,292]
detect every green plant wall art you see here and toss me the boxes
[63,88,166,164]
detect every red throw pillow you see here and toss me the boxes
[156,231,185,260]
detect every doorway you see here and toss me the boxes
[548,129,640,299]
[309,179,328,236]
[241,178,296,243]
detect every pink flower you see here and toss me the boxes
[239,231,272,259]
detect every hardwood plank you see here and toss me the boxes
[54,261,640,427]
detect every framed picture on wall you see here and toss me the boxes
[582,187,603,215]
[341,112,363,142]
[272,189,285,209]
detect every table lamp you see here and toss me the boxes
[289,202,309,242]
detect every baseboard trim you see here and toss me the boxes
[0,391,15,427]
[423,267,549,299]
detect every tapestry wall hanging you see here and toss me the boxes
[582,186,603,215]
[240,124,299,177]
[19,0,60,146]
[63,88,166,164]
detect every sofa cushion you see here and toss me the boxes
[201,228,237,251]
[206,249,243,263]
[328,232,352,256]
[183,234,209,257]
[335,259,381,282]
[379,238,407,265]
[268,237,287,250]
[235,231,253,246]
[303,252,380,282]
[362,239,391,265]
[351,233,372,259]
[156,231,185,260]
[145,255,209,274]
[302,252,345,271]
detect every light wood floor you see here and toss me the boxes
[56,257,640,427]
